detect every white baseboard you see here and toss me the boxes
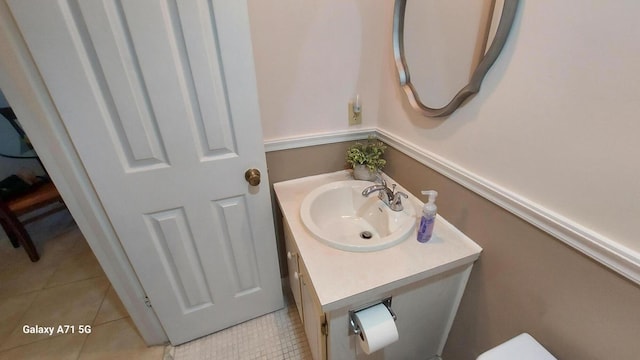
[262,128,640,285]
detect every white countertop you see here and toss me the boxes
[274,170,482,312]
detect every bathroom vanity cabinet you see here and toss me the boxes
[285,219,326,360]
[275,171,482,360]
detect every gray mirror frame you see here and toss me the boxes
[393,0,520,117]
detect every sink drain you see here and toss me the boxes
[360,231,373,240]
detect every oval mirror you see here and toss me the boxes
[393,0,519,117]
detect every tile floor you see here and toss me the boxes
[0,210,165,360]
[171,289,311,360]
[1,208,310,360]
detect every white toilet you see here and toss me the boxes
[477,333,557,360]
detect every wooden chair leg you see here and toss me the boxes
[0,212,39,262]
[8,233,21,248]
[0,218,21,248]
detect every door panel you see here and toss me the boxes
[176,0,237,158]
[212,196,261,295]
[79,0,170,169]
[9,0,283,344]
[145,207,213,309]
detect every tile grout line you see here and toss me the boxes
[74,330,91,360]
[74,283,111,360]
[42,273,108,291]
[0,229,68,353]
[0,290,40,353]
[1,215,156,359]
[92,315,132,328]
[0,276,110,354]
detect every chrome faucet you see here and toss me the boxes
[361,179,408,211]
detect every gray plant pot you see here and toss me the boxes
[353,165,377,181]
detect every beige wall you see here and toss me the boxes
[253,0,640,357]
[383,146,640,360]
[377,0,640,255]
[250,0,640,274]
[248,0,384,141]
[267,143,640,359]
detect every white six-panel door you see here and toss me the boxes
[8,0,283,344]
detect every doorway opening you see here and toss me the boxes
[0,88,164,358]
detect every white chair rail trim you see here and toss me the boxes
[263,128,376,152]
[263,128,640,285]
[376,128,640,286]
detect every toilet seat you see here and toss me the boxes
[477,333,557,360]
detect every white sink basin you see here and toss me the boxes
[300,180,417,252]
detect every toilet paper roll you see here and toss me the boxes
[354,303,399,354]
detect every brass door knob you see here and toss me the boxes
[244,168,261,186]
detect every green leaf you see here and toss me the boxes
[345,135,386,171]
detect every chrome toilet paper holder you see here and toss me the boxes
[349,297,397,336]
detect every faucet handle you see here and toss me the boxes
[394,191,408,200]
[389,191,408,211]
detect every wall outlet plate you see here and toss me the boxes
[348,101,362,125]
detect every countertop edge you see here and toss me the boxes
[274,170,483,313]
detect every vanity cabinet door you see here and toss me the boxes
[283,219,303,321]
[300,259,327,360]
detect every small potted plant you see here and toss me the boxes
[346,136,387,181]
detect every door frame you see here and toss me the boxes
[0,2,167,345]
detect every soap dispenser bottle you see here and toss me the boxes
[417,190,438,243]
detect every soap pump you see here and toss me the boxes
[417,190,438,243]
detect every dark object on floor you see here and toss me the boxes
[0,174,32,200]
[0,180,65,262]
